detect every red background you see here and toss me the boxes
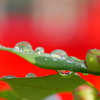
[0,0,100,100]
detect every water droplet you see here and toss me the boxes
[83,73,89,76]
[14,41,33,53]
[25,73,36,78]
[50,49,68,59]
[66,57,74,63]
[35,47,44,54]
[2,75,16,79]
[58,70,74,78]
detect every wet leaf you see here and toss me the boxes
[0,74,90,100]
[0,44,100,75]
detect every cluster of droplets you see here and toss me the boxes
[14,42,74,62]
[14,42,80,63]
[14,41,46,55]
[13,41,88,77]
[1,73,36,79]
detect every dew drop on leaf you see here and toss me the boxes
[66,57,74,63]
[35,47,44,54]
[25,73,36,78]
[57,70,74,78]
[2,75,16,79]
[50,49,68,59]
[14,41,33,53]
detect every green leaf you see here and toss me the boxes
[0,90,22,100]
[0,74,90,100]
[0,44,100,75]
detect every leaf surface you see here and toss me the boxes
[0,46,100,75]
[0,74,90,100]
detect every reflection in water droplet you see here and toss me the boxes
[83,73,89,76]
[25,73,36,78]
[2,75,16,79]
[14,41,33,53]
[35,47,44,54]
[50,49,68,60]
[58,70,74,78]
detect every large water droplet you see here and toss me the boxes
[25,73,36,78]
[35,47,44,54]
[14,41,33,53]
[50,49,68,60]
[58,70,74,78]
[2,75,16,79]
